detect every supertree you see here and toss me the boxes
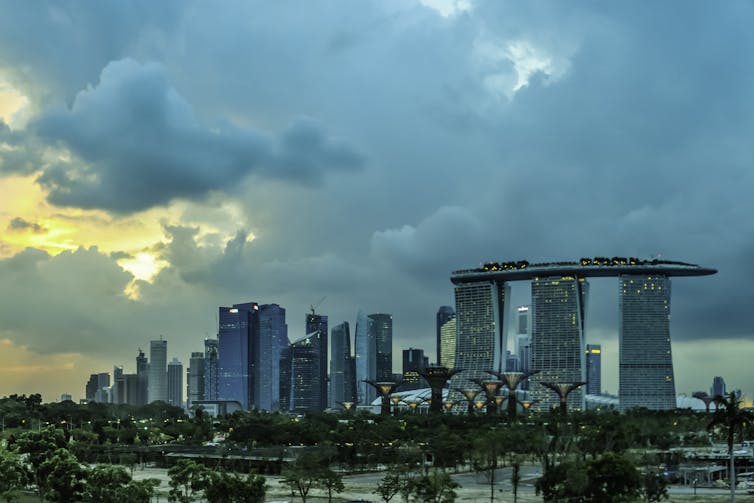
[540,381,586,415]
[418,366,463,414]
[487,370,539,418]
[471,377,504,416]
[364,380,402,416]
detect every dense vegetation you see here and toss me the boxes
[1,393,751,502]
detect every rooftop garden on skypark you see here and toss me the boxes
[471,257,701,273]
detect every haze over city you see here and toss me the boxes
[0,1,752,402]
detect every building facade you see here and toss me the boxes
[136,348,149,406]
[711,376,726,397]
[259,304,288,411]
[436,306,455,366]
[586,344,602,395]
[218,303,259,410]
[402,348,428,391]
[289,331,324,412]
[203,338,219,401]
[330,322,356,408]
[167,357,183,407]
[439,316,457,369]
[187,351,205,408]
[530,276,589,412]
[354,310,376,404]
[148,339,168,404]
[306,313,328,411]
[619,275,675,411]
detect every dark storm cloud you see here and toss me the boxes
[7,217,46,234]
[32,59,364,213]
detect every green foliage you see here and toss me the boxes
[280,453,325,503]
[9,427,68,500]
[38,448,87,502]
[536,459,588,502]
[586,453,640,503]
[409,469,459,503]
[167,459,208,503]
[639,470,669,502]
[83,465,131,503]
[204,471,266,503]
[0,449,28,503]
[317,468,344,503]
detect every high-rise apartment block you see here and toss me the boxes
[586,344,602,395]
[619,275,675,411]
[436,306,455,366]
[530,276,589,412]
[167,357,183,407]
[148,339,168,403]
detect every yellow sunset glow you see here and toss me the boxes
[0,80,30,127]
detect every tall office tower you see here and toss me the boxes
[112,366,124,404]
[402,348,428,391]
[436,306,455,365]
[218,303,259,410]
[449,281,510,397]
[619,275,675,411]
[530,276,589,412]
[123,374,139,406]
[514,306,531,389]
[586,344,602,395]
[354,310,376,404]
[711,376,726,397]
[61,394,72,402]
[85,372,110,402]
[439,316,457,369]
[370,313,393,382]
[290,331,324,412]
[187,352,205,408]
[330,322,355,408]
[148,339,168,403]
[306,312,328,410]
[167,358,183,407]
[203,338,219,400]
[279,346,292,411]
[257,304,288,411]
[136,348,149,406]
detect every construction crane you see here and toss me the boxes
[310,296,326,315]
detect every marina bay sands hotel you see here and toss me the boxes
[449,257,716,412]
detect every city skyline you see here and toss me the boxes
[1,2,752,402]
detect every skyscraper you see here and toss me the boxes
[187,351,205,408]
[203,338,219,401]
[402,348,428,390]
[711,376,726,397]
[167,357,183,407]
[514,306,531,377]
[330,322,355,408]
[369,313,392,382]
[436,306,455,366]
[148,339,168,404]
[136,348,149,406]
[85,373,110,403]
[530,276,589,412]
[290,331,324,412]
[586,344,602,395]
[449,281,509,397]
[619,275,675,411]
[439,316,457,369]
[218,303,259,410]
[259,304,288,411]
[279,346,292,411]
[112,365,124,404]
[306,312,328,411]
[354,310,376,404]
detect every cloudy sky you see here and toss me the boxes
[1,0,752,402]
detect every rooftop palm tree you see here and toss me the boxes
[707,391,754,503]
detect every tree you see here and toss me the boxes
[410,469,459,503]
[167,459,208,503]
[280,454,323,503]
[38,448,87,502]
[116,479,161,503]
[707,391,754,503]
[0,449,28,503]
[639,470,669,502]
[10,427,67,501]
[586,453,640,503]
[536,460,588,502]
[318,468,344,503]
[374,468,405,503]
[204,471,266,503]
[83,465,132,503]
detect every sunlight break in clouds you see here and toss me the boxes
[418,0,473,17]
[474,37,571,101]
